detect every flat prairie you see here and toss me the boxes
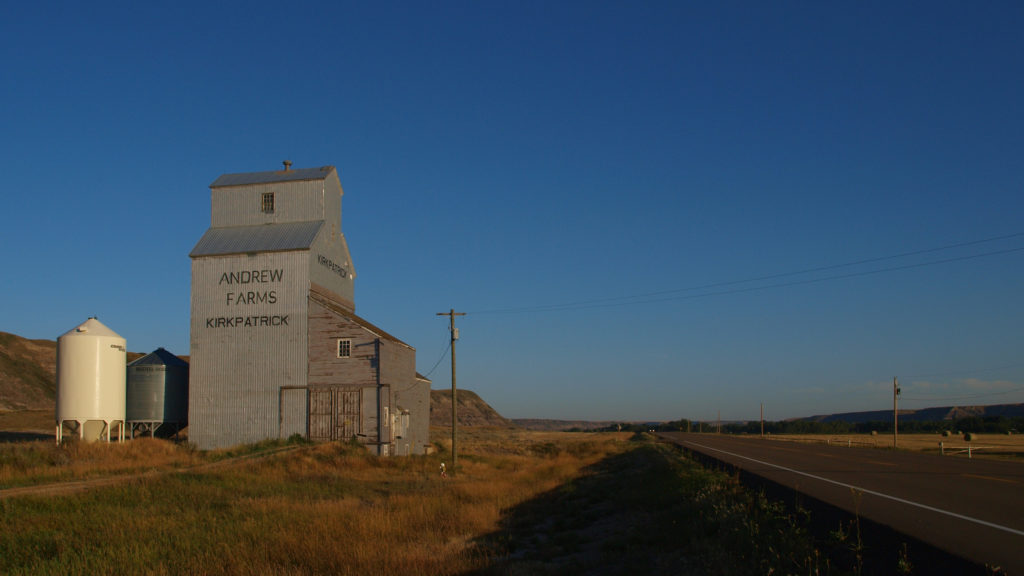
[0,409,51,431]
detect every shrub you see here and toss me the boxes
[286,434,310,445]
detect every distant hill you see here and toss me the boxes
[512,419,621,431]
[429,389,513,428]
[0,330,163,412]
[5,328,1022,428]
[0,332,57,411]
[799,403,1024,424]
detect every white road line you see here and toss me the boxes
[682,439,1024,538]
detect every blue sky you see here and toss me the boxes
[3,2,1022,422]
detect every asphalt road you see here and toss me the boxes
[658,432,1024,574]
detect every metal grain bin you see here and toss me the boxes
[56,317,127,443]
[126,348,189,438]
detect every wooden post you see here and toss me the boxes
[437,309,466,473]
[893,377,899,450]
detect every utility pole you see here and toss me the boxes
[436,309,466,473]
[760,402,764,438]
[893,376,900,450]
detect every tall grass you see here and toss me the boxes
[0,430,626,575]
[0,437,202,489]
[470,434,831,575]
[1,430,896,574]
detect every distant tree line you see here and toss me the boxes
[731,415,1022,435]
[583,419,694,434]
[585,416,1022,435]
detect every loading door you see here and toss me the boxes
[309,388,361,442]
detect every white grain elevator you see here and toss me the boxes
[188,163,430,453]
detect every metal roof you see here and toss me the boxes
[190,220,324,257]
[210,166,336,188]
[129,348,189,367]
[59,316,123,340]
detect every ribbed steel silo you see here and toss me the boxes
[126,348,189,438]
[56,317,127,443]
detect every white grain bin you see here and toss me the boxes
[56,317,127,443]
[126,348,188,438]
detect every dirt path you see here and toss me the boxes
[0,445,301,500]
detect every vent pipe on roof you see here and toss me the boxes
[282,160,292,171]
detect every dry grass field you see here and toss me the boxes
[2,426,633,575]
[0,421,898,575]
[0,409,51,432]
[2,411,1009,574]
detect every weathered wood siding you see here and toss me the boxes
[307,296,421,453]
[307,298,378,388]
[393,377,430,455]
[377,337,419,453]
[308,387,361,441]
[307,297,386,449]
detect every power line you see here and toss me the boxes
[470,233,1024,315]
[424,338,452,378]
[448,233,1024,411]
[404,325,452,392]
[904,362,1024,380]
[635,245,1024,307]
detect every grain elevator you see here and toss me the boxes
[189,163,429,453]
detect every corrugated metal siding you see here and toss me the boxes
[187,165,428,454]
[325,170,343,234]
[279,388,307,439]
[211,166,335,187]
[126,348,189,424]
[190,221,323,257]
[126,364,189,423]
[189,251,309,450]
[308,228,355,310]
[211,179,327,228]
[128,348,188,367]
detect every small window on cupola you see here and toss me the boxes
[261,192,275,213]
